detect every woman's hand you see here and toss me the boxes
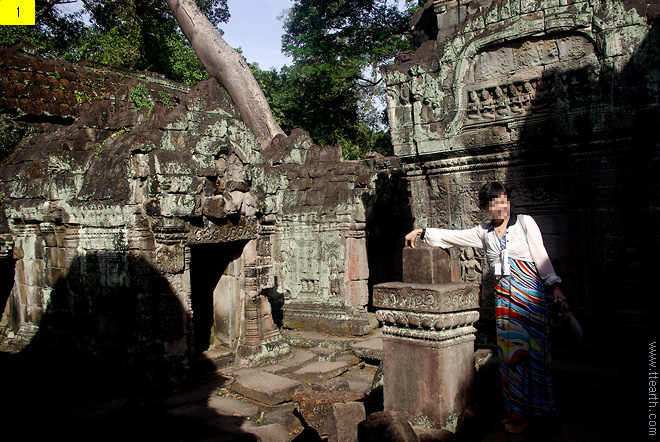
[553,286,566,303]
[405,229,423,248]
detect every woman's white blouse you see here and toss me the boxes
[422,214,561,287]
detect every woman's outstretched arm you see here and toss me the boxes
[405,226,484,249]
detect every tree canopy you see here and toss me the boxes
[1,0,422,158]
[0,0,228,86]
[256,0,422,158]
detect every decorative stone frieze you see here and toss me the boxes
[187,217,259,245]
[376,309,480,332]
[374,281,479,313]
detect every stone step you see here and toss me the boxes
[241,422,292,442]
[351,330,383,364]
[282,329,361,352]
[290,361,350,384]
[310,345,346,361]
[231,368,309,406]
[262,349,319,375]
[201,348,235,370]
[206,395,261,420]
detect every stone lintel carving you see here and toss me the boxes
[188,218,259,244]
[373,281,480,313]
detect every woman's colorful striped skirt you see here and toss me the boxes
[494,258,556,418]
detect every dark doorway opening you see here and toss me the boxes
[0,258,14,321]
[189,241,247,355]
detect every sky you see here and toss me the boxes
[221,0,294,70]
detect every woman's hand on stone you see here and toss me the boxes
[405,229,423,248]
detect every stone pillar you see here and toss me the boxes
[374,247,480,430]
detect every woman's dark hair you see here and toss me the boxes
[478,182,510,210]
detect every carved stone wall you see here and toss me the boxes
[253,133,408,336]
[383,0,660,347]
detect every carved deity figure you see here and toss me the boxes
[461,248,482,283]
[467,90,483,120]
[480,89,495,119]
[520,81,534,108]
[494,86,511,117]
[508,84,524,114]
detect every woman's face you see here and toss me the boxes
[487,193,510,221]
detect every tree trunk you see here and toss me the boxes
[165,0,284,149]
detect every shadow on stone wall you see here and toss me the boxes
[511,17,659,341]
[0,251,259,441]
[503,16,660,438]
[267,276,285,328]
[365,170,414,310]
[0,259,13,322]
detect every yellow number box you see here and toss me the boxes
[0,0,36,25]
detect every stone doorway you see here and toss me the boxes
[189,240,248,354]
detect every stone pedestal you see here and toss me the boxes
[374,262,480,429]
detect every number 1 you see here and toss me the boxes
[17,7,20,17]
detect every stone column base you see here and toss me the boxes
[381,326,476,430]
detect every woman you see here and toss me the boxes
[405,182,566,434]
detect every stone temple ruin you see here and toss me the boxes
[0,43,410,376]
[0,0,659,436]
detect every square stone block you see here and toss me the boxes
[402,247,451,284]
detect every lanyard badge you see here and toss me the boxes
[494,233,510,276]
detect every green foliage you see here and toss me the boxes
[282,0,417,67]
[157,33,210,87]
[130,83,153,114]
[1,0,226,87]
[68,25,142,69]
[248,0,419,158]
[0,113,26,161]
[0,1,87,57]
[158,91,177,110]
[75,0,227,83]
[251,61,394,160]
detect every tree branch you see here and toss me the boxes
[165,0,285,150]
